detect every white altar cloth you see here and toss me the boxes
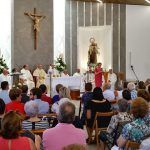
[45,76,82,96]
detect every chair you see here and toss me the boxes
[38,113,57,127]
[87,111,114,149]
[20,129,45,138]
[125,140,140,150]
[110,99,117,104]
[31,129,45,137]
[71,100,81,117]
[38,113,57,118]
[95,112,114,149]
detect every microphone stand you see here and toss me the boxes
[131,65,139,84]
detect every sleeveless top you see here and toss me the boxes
[0,136,31,150]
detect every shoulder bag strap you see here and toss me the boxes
[8,140,11,150]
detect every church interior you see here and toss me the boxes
[0,0,150,150]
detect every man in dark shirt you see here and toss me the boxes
[81,82,93,124]
[21,85,30,104]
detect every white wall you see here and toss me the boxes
[126,5,150,81]
[0,0,11,71]
[54,0,65,61]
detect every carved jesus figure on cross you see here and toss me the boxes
[24,8,45,50]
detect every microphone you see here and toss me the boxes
[130,65,139,83]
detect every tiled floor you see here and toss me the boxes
[84,126,97,150]
[87,144,97,150]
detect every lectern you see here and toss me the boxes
[10,73,23,86]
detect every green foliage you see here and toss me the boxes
[0,55,8,74]
[55,56,67,72]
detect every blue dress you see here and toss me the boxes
[122,118,150,143]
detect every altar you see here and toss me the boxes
[45,76,82,96]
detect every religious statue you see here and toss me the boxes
[26,12,45,32]
[24,8,45,49]
[88,37,99,65]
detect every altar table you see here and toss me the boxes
[45,76,82,96]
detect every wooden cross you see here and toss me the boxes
[24,8,45,50]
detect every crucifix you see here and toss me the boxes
[24,8,45,50]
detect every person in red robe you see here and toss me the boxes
[94,63,103,87]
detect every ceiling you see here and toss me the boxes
[72,0,150,6]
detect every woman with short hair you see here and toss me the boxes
[137,89,150,103]
[22,101,49,130]
[99,99,133,149]
[6,89,25,115]
[0,111,41,150]
[127,82,137,100]
[117,97,150,148]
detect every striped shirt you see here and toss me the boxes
[22,120,49,130]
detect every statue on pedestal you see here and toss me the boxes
[88,37,99,65]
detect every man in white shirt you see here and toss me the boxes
[0,68,11,88]
[73,69,81,77]
[30,88,49,114]
[0,81,11,104]
[108,69,117,90]
[20,64,35,90]
[103,83,115,101]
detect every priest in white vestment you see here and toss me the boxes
[108,69,117,90]
[33,64,46,87]
[20,64,35,90]
[73,69,81,77]
[61,70,69,77]
[0,68,11,88]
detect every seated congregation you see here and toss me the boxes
[0,78,150,150]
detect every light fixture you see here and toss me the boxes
[96,0,103,3]
[145,0,150,4]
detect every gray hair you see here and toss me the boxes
[24,101,39,117]
[115,83,123,91]
[59,87,71,99]
[127,82,136,91]
[105,83,111,90]
[118,99,128,112]
[58,101,75,123]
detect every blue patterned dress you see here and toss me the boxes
[122,118,150,143]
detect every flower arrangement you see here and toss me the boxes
[54,55,67,73]
[0,55,8,74]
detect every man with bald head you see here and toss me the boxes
[73,69,81,77]
[0,68,11,88]
[43,101,86,150]
[33,64,46,87]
